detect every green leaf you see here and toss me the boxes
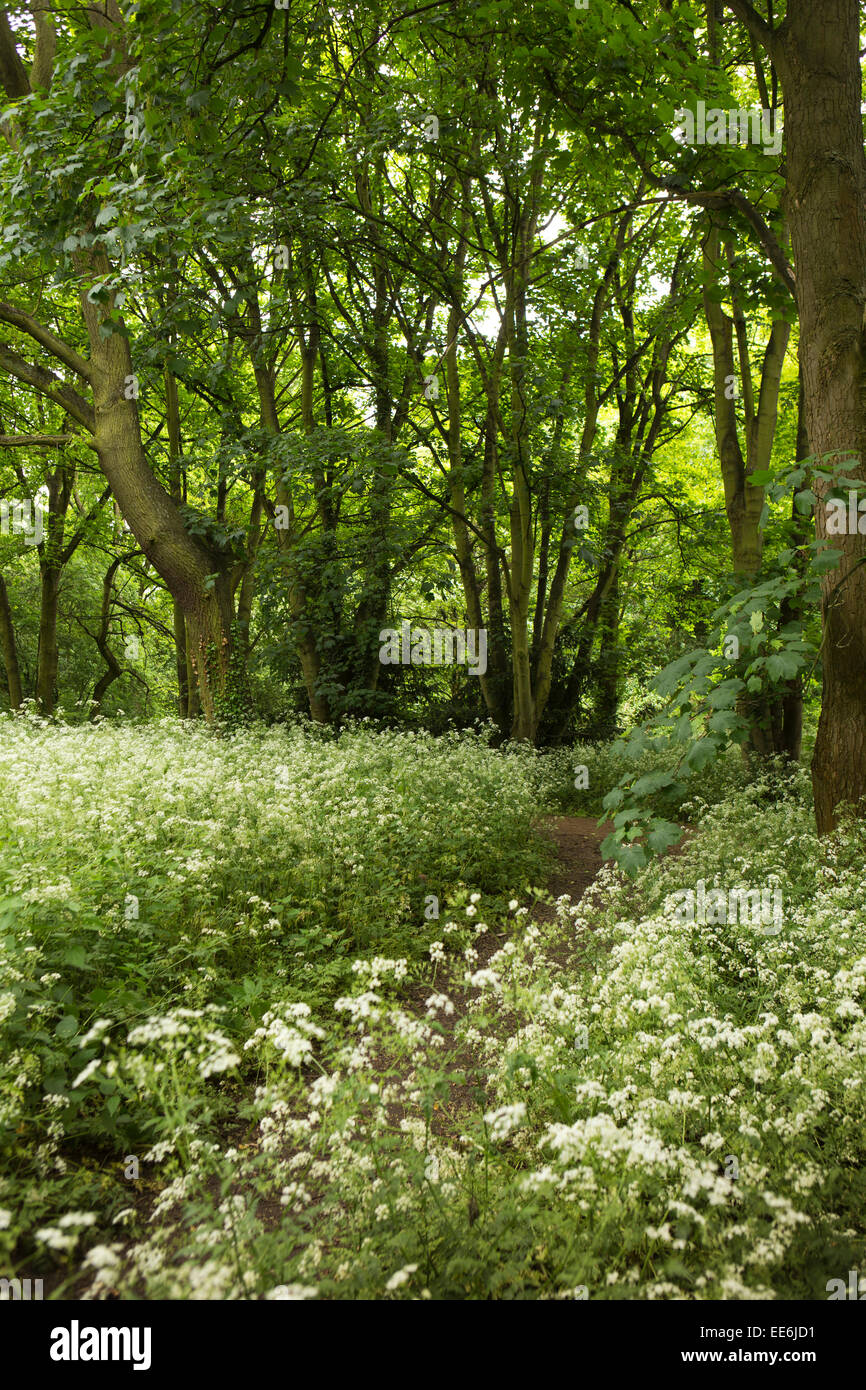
[647,820,682,853]
[707,708,742,734]
[707,679,745,709]
[812,547,843,574]
[767,652,801,681]
[629,769,677,798]
[684,737,719,773]
[59,946,88,968]
[794,489,815,515]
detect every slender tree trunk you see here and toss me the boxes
[251,358,330,724]
[0,17,230,720]
[480,346,511,733]
[594,567,622,739]
[703,223,789,577]
[35,562,60,714]
[0,572,22,708]
[89,555,123,719]
[164,363,189,717]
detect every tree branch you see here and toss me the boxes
[0,344,96,433]
[724,0,778,55]
[0,303,92,382]
[60,484,111,565]
[0,433,76,446]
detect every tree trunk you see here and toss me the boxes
[594,566,622,739]
[164,363,189,718]
[35,562,60,714]
[771,0,866,830]
[77,256,234,720]
[0,572,22,708]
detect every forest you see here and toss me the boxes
[0,0,865,1314]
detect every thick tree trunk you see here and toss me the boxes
[77,259,234,721]
[777,380,812,764]
[772,0,866,830]
[186,624,201,719]
[172,602,189,718]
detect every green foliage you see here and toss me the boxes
[598,536,829,872]
[5,758,860,1300]
[0,716,547,1287]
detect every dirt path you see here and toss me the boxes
[531,814,611,918]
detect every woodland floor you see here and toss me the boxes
[74,814,614,1298]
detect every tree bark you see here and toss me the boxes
[75,254,234,720]
[769,0,866,829]
[0,571,22,708]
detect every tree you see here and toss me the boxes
[726,0,866,830]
